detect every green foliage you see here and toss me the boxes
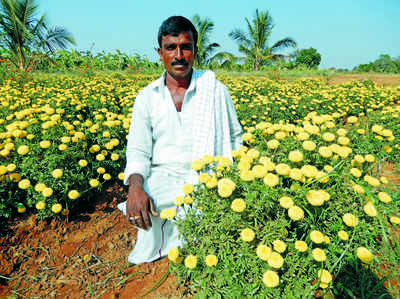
[295,48,321,69]
[229,9,297,71]
[354,54,400,74]
[0,0,75,70]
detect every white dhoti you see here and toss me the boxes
[118,168,189,264]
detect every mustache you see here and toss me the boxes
[171,59,189,66]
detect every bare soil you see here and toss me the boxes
[320,73,400,87]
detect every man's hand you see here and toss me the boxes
[126,174,158,230]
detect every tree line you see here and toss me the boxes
[4,0,396,74]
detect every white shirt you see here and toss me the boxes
[124,70,242,184]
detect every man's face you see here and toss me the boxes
[158,31,196,80]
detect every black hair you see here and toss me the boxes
[157,16,198,48]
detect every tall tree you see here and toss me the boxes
[0,0,75,70]
[191,14,220,68]
[229,9,296,71]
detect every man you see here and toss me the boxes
[118,16,242,264]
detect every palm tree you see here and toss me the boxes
[229,9,296,71]
[0,0,75,70]
[191,14,220,68]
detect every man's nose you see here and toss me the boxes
[175,47,183,59]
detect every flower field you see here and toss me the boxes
[1,73,400,297]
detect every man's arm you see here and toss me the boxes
[124,91,157,230]
[223,86,243,150]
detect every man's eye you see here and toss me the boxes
[166,45,176,50]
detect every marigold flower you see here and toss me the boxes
[342,213,359,227]
[247,148,260,159]
[79,159,88,167]
[303,140,316,151]
[363,203,377,217]
[365,154,375,162]
[39,140,51,148]
[263,173,279,187]
[279,196,294,209]
[160,208,177,220]
[378,192,391,203]
[240,228,255,242]
[356,247,373,263]
[263,270,279,288]
[390,216,400,224]
[231,198,246,212]
[240,169,254,181]
[267,252,284,269]
[103,173,111,180]
[18,179,30,189]
[288,150,303,162]
[118,173,124,180]
[89,179,100,187]
[301,165,318,178]
[295,240,308,252]
[275,163,291,176]
[217,178,236,197]
[42,187,53,197]
[251,165,267,178]
[206,176,218,188]
[312,248,326,262]
[318,146,332,158]
[352,184,365,194]
[168,247,181,263]
[7,164,16,172]
[52,203,62,213]
[306,190,327,206]
[184,196,193,205]
[97,167,105,174]
[267,139,280,149]
[338,230,349,241]
[288,206,304,221]
[17,145,29,155]
[191,160,204,171]
[68,190,80,200]
[318,269,332,284]
[256,244,272,260]
[289,168,303,181]
[52,169,63,178]
[310,230,324,244]
[205,254,218,266]
[184,254,197,269]
[350,168,362,178]
[273,240,287,253]
[36,201,46,210]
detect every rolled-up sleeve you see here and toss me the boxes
[124,91,153,185]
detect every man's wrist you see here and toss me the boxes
[128,173,144,190]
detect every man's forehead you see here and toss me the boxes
[161,31,194,44]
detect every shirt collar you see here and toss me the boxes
[151,70,199,94]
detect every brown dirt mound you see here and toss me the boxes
[0,185,186,298]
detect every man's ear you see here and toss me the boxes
[157,47,163,60]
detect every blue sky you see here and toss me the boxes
[39,0,399,69]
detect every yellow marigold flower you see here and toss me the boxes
[310,230,324,244]
[52,169,63,178]
[191,160,204,171]
[201,154,215,164]
[58,144,67,151]
[111,153,119,161]
[97,167,105,174]
[34,183,46,192]
[217,178,236,197]
[380,176,388,184]
[79,159,88,167]
[7,164,16,172]
[39,140,51,149]
[89,179,100,187]
[168,247,181,263]
[324,236,330,244]
[61,136,71,143]
[206,176,218,188]
[251,165,267,178]
[247,148,260,159]
[263,270,279,288]
[42,187,53,197]
[96,154,105,161]
[89,144,100,153]
[198,172,211,183]
[301,165,318,178]
[312,248,327,262]
[363,202,377,217]
[347,116,358,124]
[364,175,380,187]
[352,183,365,194]
[275,163,291,176]
[173,196,185,206]
[338,230,349,241]
[303,140,316,151]
[295,240,308,252]
[267,252,284,269]
[118,173,124,180]
[231,198,246,212]
[279,196,294,209]
[390,216,400,224]
[103,173,111,180]
[256,244,272,260]
[18,179,30,189]
[289,168,303,181]
[318,146,332,158]
[242,132,253,142]
[338,136,350,146]
[36,201,46,210]
[182,184,194,195]
[160,208,177,220]
[322,132,335,142]
[263,173,279,187]
[52,203,62,213]
[240,228,255,242]
[0,165,7,175]
[337,128,347,136]
[318,269,332,284]
[17,204,26,213]
[267,139,280,149]
[306,190,327,206]
[356,247,373,263]
[273,240,287,253]
[343,213,359,227]
[205,254,218,266]
[68,190,80,200]
[240,169,254,181]
[365,154,375,162]
[288,206,304,221]
[378,192,391,203]
[288,150,303,162]
[184,254,197,269]
[350,168,362,178]
[17,145,29,155]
